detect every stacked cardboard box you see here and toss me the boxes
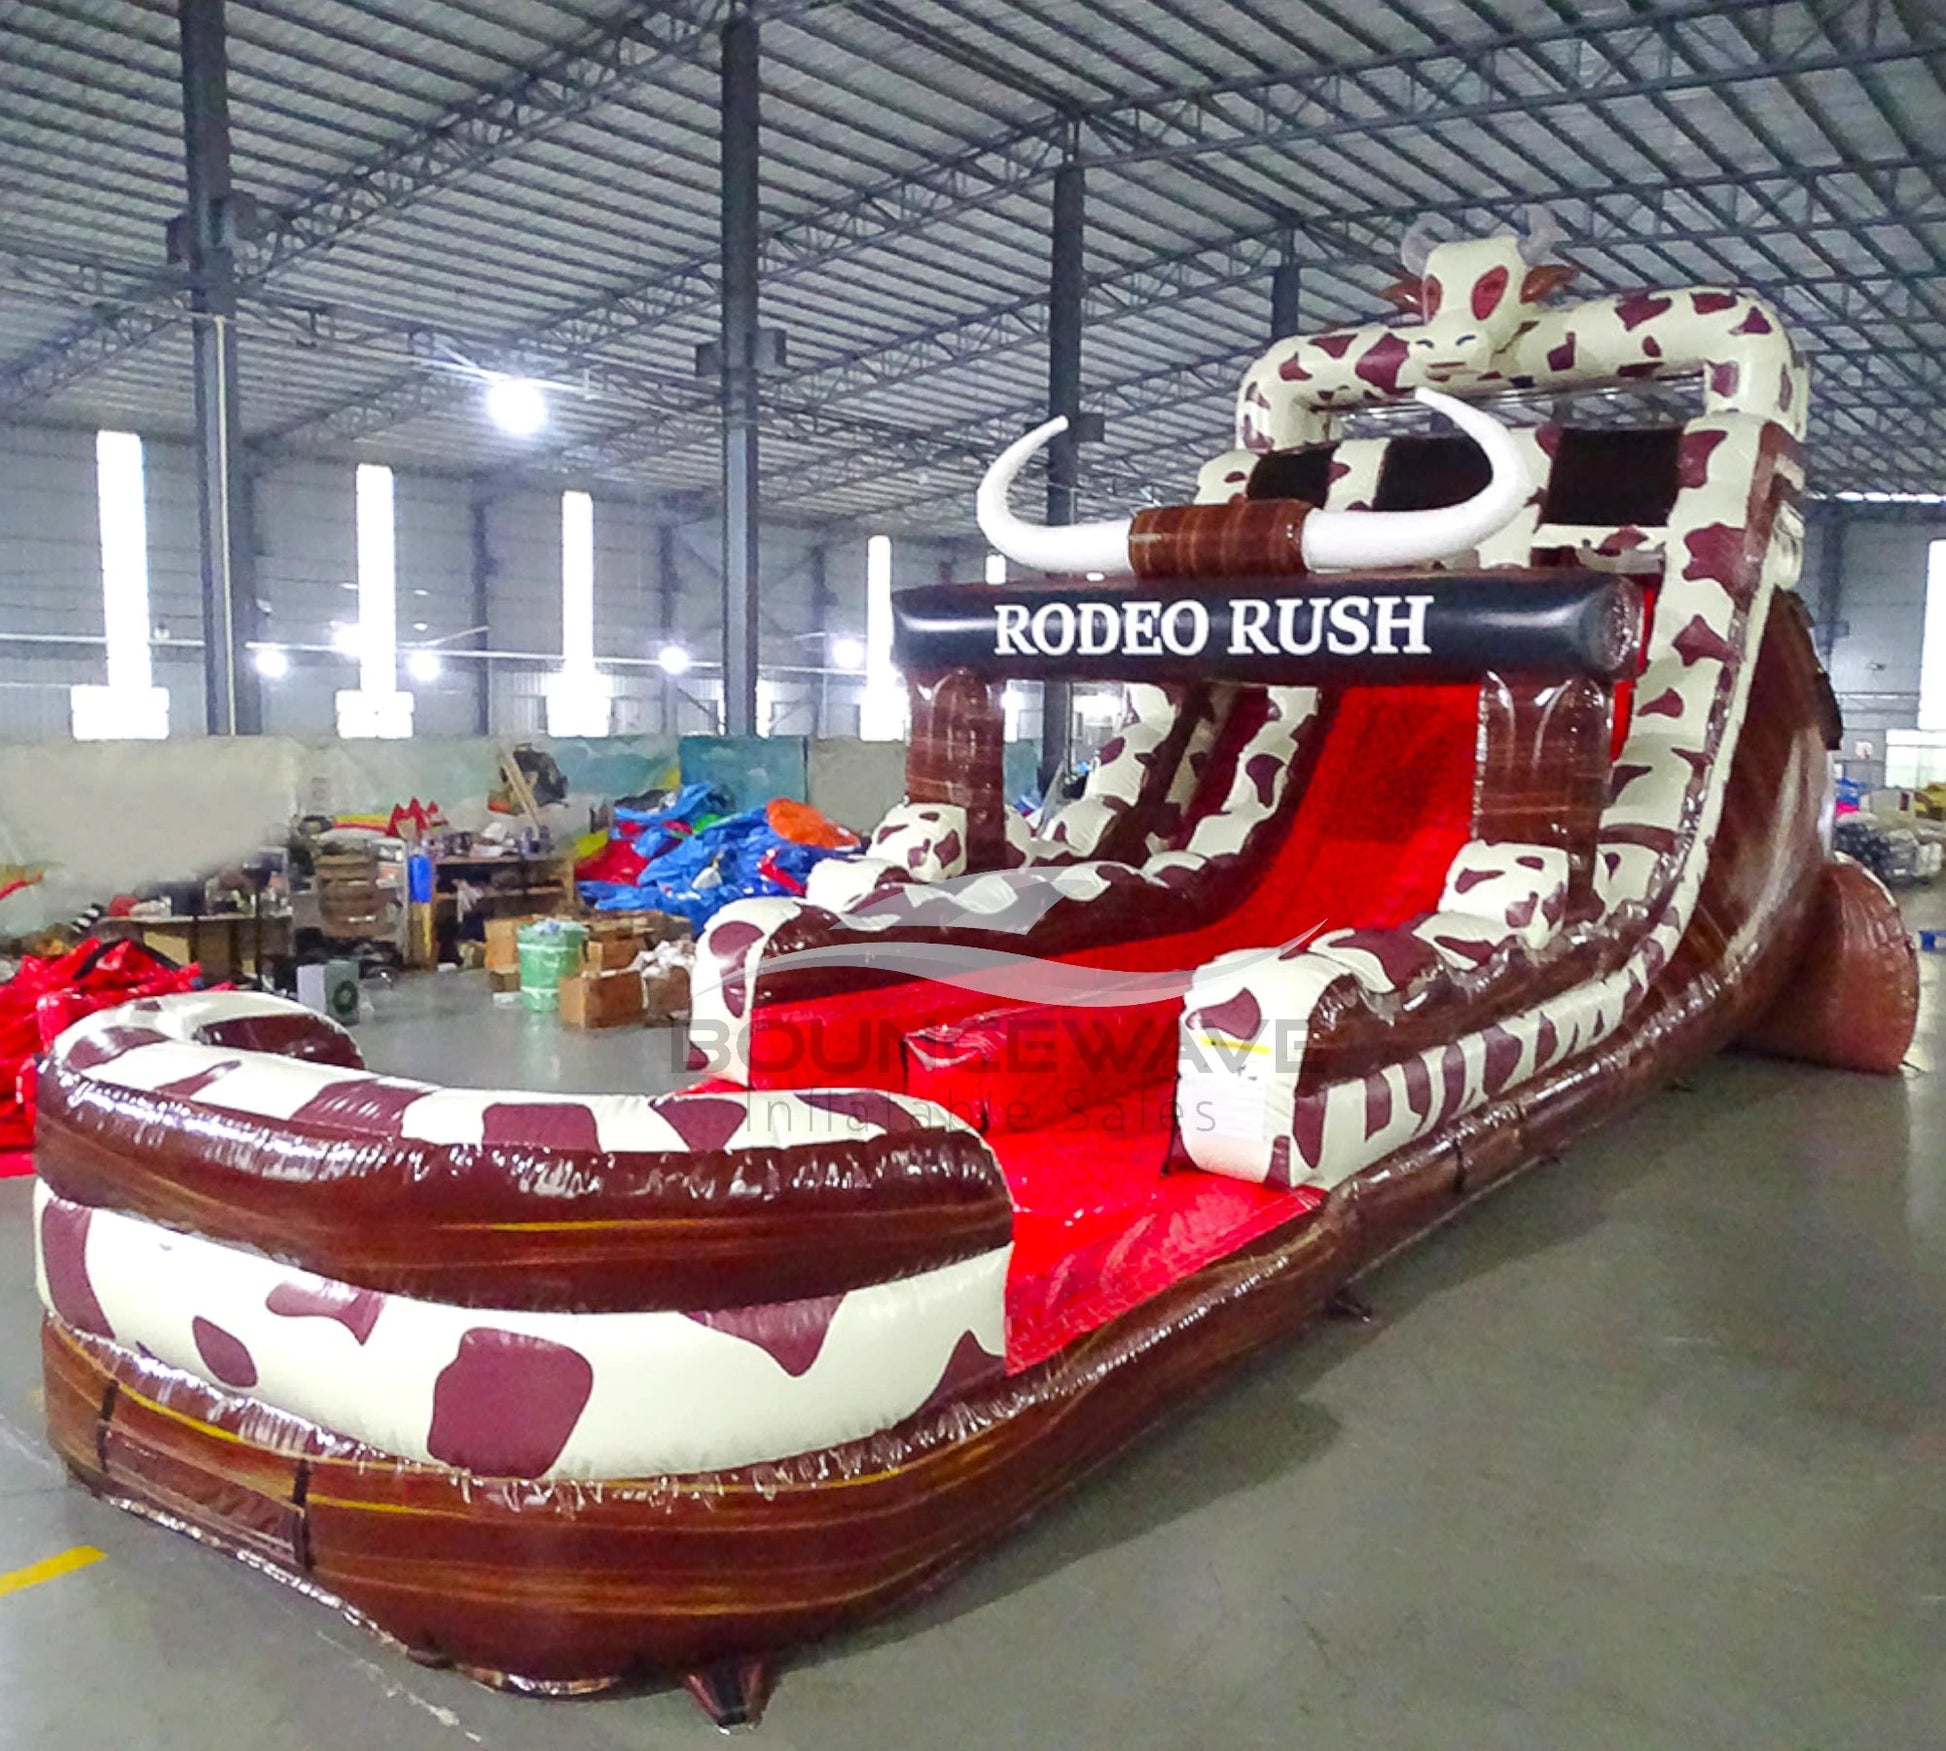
[582,935,639,972]
[585,909,687,948]
[557,912,695,1029]
[483,914,540,994]
[560,969,645,1030]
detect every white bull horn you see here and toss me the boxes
[1517,201,1563,265]
[974,389,1531,578]
[974,416,1135,578]
[1298,388,1533,570]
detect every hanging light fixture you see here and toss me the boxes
[484,375,549,437]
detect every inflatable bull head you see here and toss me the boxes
[1382,207,1576,366]
[977,216,1583,581]
[1235,209,1577,451]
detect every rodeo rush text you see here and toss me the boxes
[989,592,1437,661]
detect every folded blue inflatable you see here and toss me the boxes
[578,784,849,928]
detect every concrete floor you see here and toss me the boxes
[2,923,1942,1750]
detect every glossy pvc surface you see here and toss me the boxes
[37,1055,1009,1315]
[1740,858,1919,1074]
[39,596,1836,1697]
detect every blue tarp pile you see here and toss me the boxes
[575,783,853,929]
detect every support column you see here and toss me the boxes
[468,494,494,737]
[810,541,832,737]
[1271,245,1303,340]
[177,0,259,733]
[1806,501,1845,666]
[1040,152,1085,789]
[718,7,761,737]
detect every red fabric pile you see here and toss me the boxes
[574,835,652,886]
[0,938,202,1175]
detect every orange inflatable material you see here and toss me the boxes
[767,797,861,850]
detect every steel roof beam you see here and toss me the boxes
[507,309,1945,507]
[268,147,1945,469]
[0,0,835,411]
[531,155,1945,466]
[1081,1,1935,173]
[245,0,1940,448]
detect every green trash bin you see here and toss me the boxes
[517,919,588,1013]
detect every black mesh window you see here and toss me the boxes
[1372,435,1494,511]
[1245,445,1338,504]
[1541,428,1683,527]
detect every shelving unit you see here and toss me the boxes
[413,850,577,968]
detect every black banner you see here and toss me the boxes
[892,572,1642,684]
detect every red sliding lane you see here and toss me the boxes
[737,684,1481,1364]
[745,683,1482,1092]
[996,1084,1327,1372]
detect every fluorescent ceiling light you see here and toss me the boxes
[859,675,906,742]
[545,667,612,738]
[486,375,548,437]
[338,464,412,739]
[353,462,398,694]
[94,430,153,696]
[866,535,893,680]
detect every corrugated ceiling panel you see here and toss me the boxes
[0,0,1935,510]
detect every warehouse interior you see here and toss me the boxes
[0,2,1942,1745]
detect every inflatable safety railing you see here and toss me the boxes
[31,217,1919,1725]
[38,991,1011,1469]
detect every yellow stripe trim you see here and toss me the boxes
[0,1546,104,1597]
[1191,1033,1271,1057]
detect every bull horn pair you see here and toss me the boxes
[1401,206,1560,275]
[977,388,1531,578]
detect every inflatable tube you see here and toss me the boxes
[37,996,1008,1313]
[1739,858,1919,1074]
[893,570,1643,684]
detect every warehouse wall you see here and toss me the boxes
[1817,514,1946,733]
[0,730,909,940]
[0,421,966,742]
[11,418,1939,744]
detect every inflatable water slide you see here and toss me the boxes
[29,221,1917,1724]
